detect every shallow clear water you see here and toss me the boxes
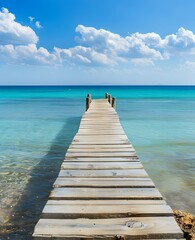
[0,86,195,239]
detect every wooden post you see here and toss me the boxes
[87,93,92,103]
[112,97,116,109]
[105,93,109,99]
[108,94,112,104]
[86,93,91,111]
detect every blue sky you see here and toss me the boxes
[1,0,195,85]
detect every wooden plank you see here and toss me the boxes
[42,204,173,219]
[78,128,123,130]
[33,217,183,239]
[68,144,133,149]
[78,128,124,131]
[74,135,128,139]
[61,162,143,170]
[82,116,119,118]
[45,199,167,205]
[64,157,139,162]
[65,152,137,158]
[53,178,155,188]
[79,124,122,127]
[67,148,135,153]
[74,135,127,139]
[77,132,125,135]
[49,187,162,200]
[80,119,120,122]
[79,127,124,130]
[58,169,148,178]
[79,125,123,128]
[72,139,129,145]
[74,136,128,140]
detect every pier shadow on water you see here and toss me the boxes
[1,116,81,240]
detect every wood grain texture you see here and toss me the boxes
[33,217,183,239]
[61,162,143,170]
[66,148,134,153]
[68,144,133,149]
[49,187,162,200]
[58,169,148,178]
[53,177,155,188]
[65,152,137,158]
[45,199,167,205]
[64,157,139,162]
[42,204,173,218]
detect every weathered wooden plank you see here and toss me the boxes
[74,136,128,140]
[68,144,133,149]
[67,148,135,153]
[33,217,183,239]
[53,177,154,188]
[82,116,119,119]
[80,119,119,121]
[58,169,148,178]
[79,124,122,127]
[65,152,137,158]
[77,132,125,135]
[79,127,124,130]
[74,134,128,138]
[82,118,119,121]
[78,128,123,131]
[61,162,143,170]
[80,119,120,121]
[75,134,126,138]
[72,140,130,144]
[64,157,139,162]
[79,124,123,127]
[49,187,162,200]
[79,123,122,126]
[45,199,167,205]
[42,204,173,219]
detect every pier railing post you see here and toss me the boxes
[86,93,91,111]
[108,94,112,104]
[112,97,116,109]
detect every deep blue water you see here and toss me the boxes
[0,86,195,239]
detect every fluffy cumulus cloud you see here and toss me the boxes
[0,8,38,45]
[54,46,115,66]
[56,26,195,66]
[50,26,195,66]
[0,44,57,65]
[74,25,163,64]
[1,7,195,67]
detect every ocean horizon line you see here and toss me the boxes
[1,84,195,87]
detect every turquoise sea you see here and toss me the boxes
[0,86,195,239]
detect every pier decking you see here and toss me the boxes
[33,95,184,239]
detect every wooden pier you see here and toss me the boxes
[33,94,184,239]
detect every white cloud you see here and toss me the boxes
[75,25,130,53]
[164,27,195,50]
[75,25,164,65]
[29,16,34,22]
[54,46,115,66]
[0,8,38,45]
[1,8,195,68]
[35,21,43,29]
[0,44,57,65]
